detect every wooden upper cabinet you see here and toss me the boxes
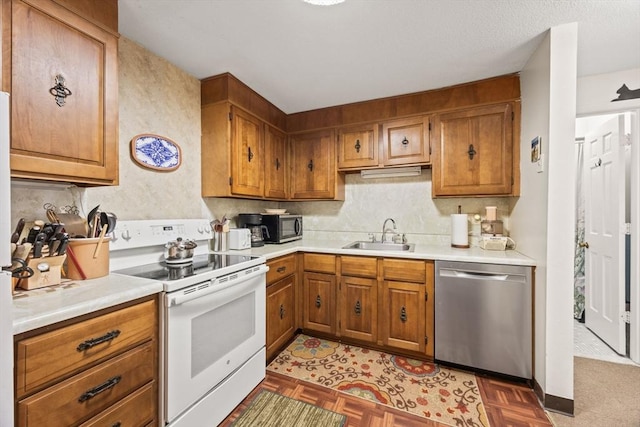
[432,103,514,197]
[230,106,264,197]
[264,125,288,199]
[6,0,119,185]
[382,116,431,166]
[337,124,379,170]
[290,129,345,200]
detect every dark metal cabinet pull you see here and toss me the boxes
[78,375,122,402]
[400,306,407,322]
[354,300,361,316]
[315,295,322,308]
[49,74,72,107]
[279,304,285,319]
[401,137,409,146]
[275,158,280,170]
[77,330,121,352]
[277,266,286,273]
[467,144,477,160]
[354,139,361,153]
[308,159,314,171]
[112,423,121,427]
[248,146,254,162]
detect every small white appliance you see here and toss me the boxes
[479,236,516,251]
[228,228,251,250]
[0,91,15,426]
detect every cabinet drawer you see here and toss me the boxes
[341,256,377,278]
[79,381,156,427]
[16,299,157,398]
[382,259,426,283]
[303,253,336,274]
[267,254,297,285]
[17,342,155,427]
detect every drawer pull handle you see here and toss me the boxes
[354,300,361,316]
[315,295,322,308]
[78,375,122,402]
[401,137,409,146]
[400,306,407,322]
[354,139,361,153]
[467,144,477,160]
[277,266,286,273]
[308,159,314,172]
[77,329,121,352]
[279,304,285,319]
[112,423,121,427]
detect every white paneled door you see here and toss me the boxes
[584,115,626,354]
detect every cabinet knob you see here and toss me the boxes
[467,144,477,160]
[248,146,254,162]
[400,306,407,322]
[354,300,361,316]
[401,137,409,146]
[308,159,314,172]
[279,304,285,319]
[275,158,281,170]
[354,139,361,153]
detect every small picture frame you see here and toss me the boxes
[531,136,541,163]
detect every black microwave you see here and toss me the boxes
[262,214,302,243]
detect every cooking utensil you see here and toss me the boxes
[164,237,197,262]
[93,225,108,259]
[100,212,117,234]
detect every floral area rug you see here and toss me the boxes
[267,334,489,427]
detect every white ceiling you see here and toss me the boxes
[118,0,640,114]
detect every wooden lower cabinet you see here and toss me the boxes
[14,296,158,427]
[381,280,426,353]
[266,274,296,360]
[339,276,377,343]
[303,272,336,335]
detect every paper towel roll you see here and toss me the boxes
[451,214,469,248]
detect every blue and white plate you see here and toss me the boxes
[130,134,182,171]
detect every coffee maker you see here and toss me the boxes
[238,213,270,247]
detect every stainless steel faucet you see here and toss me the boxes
[381,218,396,243]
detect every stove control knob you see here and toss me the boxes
[205,225,211,234]
[122,229,132,241]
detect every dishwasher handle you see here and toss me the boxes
[439,269,519,282]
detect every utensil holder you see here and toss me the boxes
[211,231,228,252]
[66,237,111,280]
[19,255,66,290]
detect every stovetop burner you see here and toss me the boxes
[113,253,260,283]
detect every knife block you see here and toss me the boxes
[19,254,66,290]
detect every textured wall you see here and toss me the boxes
[10,38,511,246]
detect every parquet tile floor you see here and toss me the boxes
[221,371,553,427]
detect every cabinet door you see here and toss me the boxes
[339,276,377,343]
[381,281,425,353]
[290,130,340,199]
[337,124,379,170]
[432,103,513,196]
[8,0,118,185]
[382,116,430,166]
[230,107,264,197]
[266,275,296,360]
[264,125,288,199]
[303,272,336,334]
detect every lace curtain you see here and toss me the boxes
[574,140,585,321]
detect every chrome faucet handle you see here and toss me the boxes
[368,233,377,242]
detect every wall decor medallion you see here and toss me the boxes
[130,134,182,171]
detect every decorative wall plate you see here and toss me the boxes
[130,134,182,171]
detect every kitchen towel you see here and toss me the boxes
[451,214,469,248]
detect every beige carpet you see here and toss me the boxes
[231,390,346,426]
[548,357,640,427]
[268,334,489,427]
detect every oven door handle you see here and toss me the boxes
[167,265,269,307]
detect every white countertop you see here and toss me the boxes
[12,274,163,335]
[241,238,536,266]
[12,239,534,335]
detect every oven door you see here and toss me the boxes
[164,266,266,423]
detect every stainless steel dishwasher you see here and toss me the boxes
[435,261,532,379]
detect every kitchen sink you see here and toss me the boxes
[342,241,415,252]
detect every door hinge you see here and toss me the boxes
[229,112,233,121]
[623,311,631,324]
[229,176,233,185]
[625,223,631,235]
